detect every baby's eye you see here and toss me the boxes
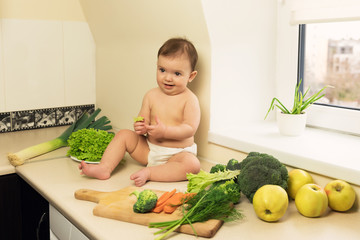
[175,72,181,76]
[159,68,165,73]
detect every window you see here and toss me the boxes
[301,21,360,110]
[298,21,360,135]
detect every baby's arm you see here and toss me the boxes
[134,91,151,135]
[146,116,193,140]
[147,96,200,140]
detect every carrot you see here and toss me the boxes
[152,200,172,213]
[152,205,165,213]
[153,191,198,214]
[152,190,177,213]
[163,192,197,214]
[154,192,183,213]
[163,192,187,214]
[163,204,179,213]
[156,189,176,207]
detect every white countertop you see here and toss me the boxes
[1,127,360,240]
[0,126,68,175]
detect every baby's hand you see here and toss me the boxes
[133,117,147,135]
[146,116,166,139]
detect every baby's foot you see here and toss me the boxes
[130,168,151,187]
[79,161,111,180]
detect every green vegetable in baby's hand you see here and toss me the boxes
[67,128,114,162]
[130,189,158,213]
[133,116,144,122]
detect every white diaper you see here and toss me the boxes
[147,140,197,167]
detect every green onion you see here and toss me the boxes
[8,108,112,166]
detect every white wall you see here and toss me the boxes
[202,0,278,131]
[0,0,95,112]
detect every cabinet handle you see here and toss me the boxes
[36,212,48,240]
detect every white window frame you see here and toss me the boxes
[288,0,360,135]
[307,104,360,134]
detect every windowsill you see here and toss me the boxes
[208,121,360,186]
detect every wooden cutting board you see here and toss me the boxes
[74,186,223,238]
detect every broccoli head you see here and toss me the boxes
[210,163,226,173]
[238,152,288,203]
[130,189,158,213]
[239,152,274,169]
[226,158,241,171]
[210,179,241,204]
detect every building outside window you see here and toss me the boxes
[303,21,360,110]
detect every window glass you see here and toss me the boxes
[304,21,360,110]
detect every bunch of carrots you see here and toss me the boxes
[152,189,196,214]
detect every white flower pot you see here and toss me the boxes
[277,111,307,136]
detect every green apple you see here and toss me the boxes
[324,179,356,212]
[287,169,314,199]
[253,185,289,222]
[295,183,328,217]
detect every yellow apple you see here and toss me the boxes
[253,185,289,222]
[295,183,328,217]
[324,179,356,212]
[287,169,314,199]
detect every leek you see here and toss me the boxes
[8,108,112,166]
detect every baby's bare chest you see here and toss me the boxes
[150,98,186,124]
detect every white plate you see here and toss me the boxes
[70,156,100,164]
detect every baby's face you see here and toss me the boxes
[156,53,197,96]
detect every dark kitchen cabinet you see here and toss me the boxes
[0,173,22,240]
[0,173,49,240]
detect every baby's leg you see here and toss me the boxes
[130,152,200,187]
[129,168,151,187]
[79,160,110,180]
[79,129,149,179]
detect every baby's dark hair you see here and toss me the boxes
[158,38,198,71]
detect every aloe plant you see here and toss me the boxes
[265,79,331,119]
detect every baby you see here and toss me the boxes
[79,38,201,187]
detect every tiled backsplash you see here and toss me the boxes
[0,104,95,133]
